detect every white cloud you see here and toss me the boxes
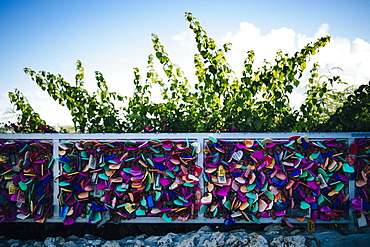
[170,22,370,109]
[312,36,370,89]
[221,23,299,73]
[172,29,196,49]
[26,90,74,127]
[315,23,330,39]
[0,92,16,123]
[170,29,198,86]
[0,88,74,128]
[218,22,370,107]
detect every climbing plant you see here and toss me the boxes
[4,89,56,133]
[320,82,370,132]
[23,61,123,133]
[2,12,368,133]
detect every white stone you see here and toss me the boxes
[102,241,121,247]
[247,232,268,247]
[270,235,306,247]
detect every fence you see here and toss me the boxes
[0,132,369,227]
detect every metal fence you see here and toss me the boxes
[0,132,369,226]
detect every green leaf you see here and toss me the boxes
[253,120,263,131]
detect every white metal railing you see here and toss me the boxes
[0,132,369,225]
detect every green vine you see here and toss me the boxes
[3,12,368,133]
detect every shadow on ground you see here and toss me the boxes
[0,223,267,240]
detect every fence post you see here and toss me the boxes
[197,135,205,223]
[52,137,60,220]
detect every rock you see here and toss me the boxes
[144,236,161,244]
[120,236,135,243]
[177,233,200,247]
[305,234,315,240]
[247,232,268,247]
[67,235,79,241]
[7,239,18,245]
[270,235,306,247]
[229,229,249,236]
[33,241,44,247]
[2,223,368,247]
[196,226,213,234]
[63,241,79,247]
[132,239,145,247]
[44,237,55,246]
[84,234,99,240]
[210,232,226,244]
[264,224,284,236]
[136,234,147,240]
[224,234,249,247]
[116,237,134,247]
[264,230,280,236]
[44,236,66,246]
[290,229,300,236]
[264,224,283,232]
[86,239,102,246]
[56,236,66,244]
[202,232,226,247]
[306,240,318,247]
[157,233,177,247]
[194,235,208,246]
[102,241,121,247]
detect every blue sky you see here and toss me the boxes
[1,0,370,126]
